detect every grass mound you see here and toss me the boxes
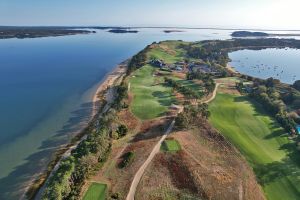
[209,93,300,200]
[83,183,107,200]
[161,139,181,152]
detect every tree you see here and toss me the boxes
[293,80,300,91]
[116,124,128,138]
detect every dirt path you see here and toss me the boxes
[126,106,183,200]
[202,83,221,104]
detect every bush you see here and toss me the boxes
[119,152,134,168]
[116,124,128,138]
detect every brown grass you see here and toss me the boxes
[90,118,170,199]
[136,124,265,200]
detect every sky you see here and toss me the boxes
[0,0,299,30]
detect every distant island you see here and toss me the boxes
[232,30,300,38]
[0,27,95,39]
[231,31,269,37]
[108,29,138,33]
[163,30,185,33]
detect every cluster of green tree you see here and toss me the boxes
[293,80,300,91]
[118,151,135,168]
[112,82,128,110]
[117,124,128,137]
[179,38,300,71]
[186,71,216,94]
[127,45,150,74]
[201,38,300,52]
[179,43,229,67]
[175,104,210,129]
[42,118,111,200]
[282,89,300,111]
[235,81,245,93]
[249,78,297,133]
[164,78,203,99]
[42,81,129,200]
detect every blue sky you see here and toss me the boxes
[0,0,299,29]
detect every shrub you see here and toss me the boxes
[116,124,128,138]
[119,152,134,168]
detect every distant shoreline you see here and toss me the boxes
[2,25,300,32]
[0,27,95,39]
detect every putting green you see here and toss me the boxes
[161,139,181,152]
[129,65,175,120]
[209,93,300,200]
[83,183,107,200]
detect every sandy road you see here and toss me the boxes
[126,83,220,200]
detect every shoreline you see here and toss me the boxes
[26,61,128,200]
[226,63,238,73]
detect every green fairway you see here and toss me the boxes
[209,93,300,200]
[129,65,176,120]
[83,183,107,200]
[172,77,204,96]
[161,139,181,152]
[147,41,185,64]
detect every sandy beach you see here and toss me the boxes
[226,63,237,73]
[28,61,127,200]
[92,62,127,116]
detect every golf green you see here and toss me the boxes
[83,183,107,200]
[161,139,181,152]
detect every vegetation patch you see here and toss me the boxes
[161,139,181,152]
[119,151,135,168]
[83,183,107,200]
[209,93,300,200]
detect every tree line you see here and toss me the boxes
[248,78,297,133]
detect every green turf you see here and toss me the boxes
[209,93,300,200]
[129,65,176,120]
[83,183,107,200]
[161,139,181,152]
[147,41,186,64]
[171,77,204,96]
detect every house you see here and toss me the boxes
[175,66,183,71]
[150,59,165,68]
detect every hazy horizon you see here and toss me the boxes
[1,0,299,30]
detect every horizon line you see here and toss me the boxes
[1,25,300,32]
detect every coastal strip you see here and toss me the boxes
[25,61,128,200]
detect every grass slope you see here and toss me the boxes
[129,65,175,120]
[147,41,186,63]
[172,77,204,96]
[209,93,300,200]
[83,183,107,200]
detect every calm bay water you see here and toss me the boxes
[229,48,300,84]
[1,28,300,199]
